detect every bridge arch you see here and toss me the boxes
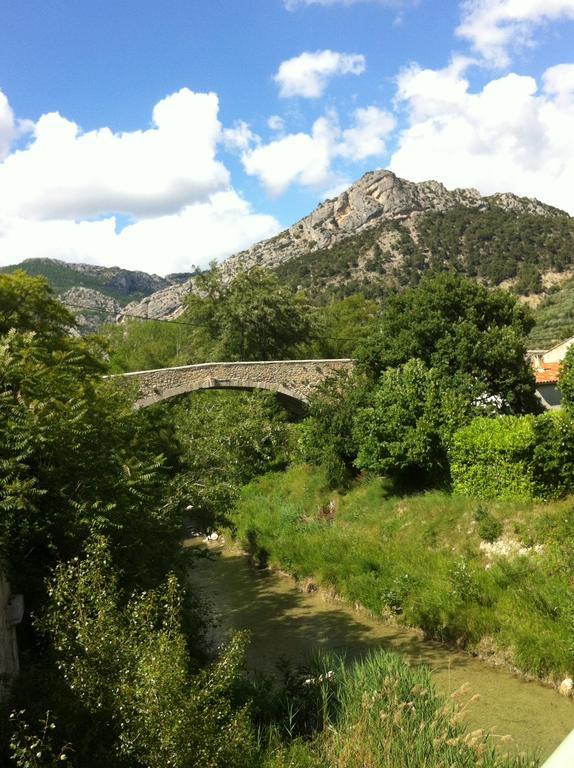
[109,359,354,409]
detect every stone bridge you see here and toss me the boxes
[112,359,354,409]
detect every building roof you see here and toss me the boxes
[534,362,561,385]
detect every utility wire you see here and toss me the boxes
[63,301,366,342]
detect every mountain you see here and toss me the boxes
[126,169,574,323]
[3,171,574,341]
[0,258,194,331]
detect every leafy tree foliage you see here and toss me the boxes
[299,371,372,488]
[558,343,574,412]
[34,537,256,768]
[103,317,194,372]
[353,360,477,487]
[169,390,290,526]
[185,265,314,361]
[310,294,378,359]
[356,272,539,413]
[0,271,77,348]
[0,275,180,610]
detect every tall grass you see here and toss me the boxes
[233,465,574,682]
[260,650,537,768]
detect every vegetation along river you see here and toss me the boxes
[188,540,574,762]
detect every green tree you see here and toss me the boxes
[36,537,256,768]
[185,265,314,361]
[169,390,289,526]
[103,317,194,372]
[353,360,477,487]
[0,276,181,608]
[0,271,75,346]
[356,272,538,413]
[299,371,372,488]
[311,294,379,359]
[558,343,574,412]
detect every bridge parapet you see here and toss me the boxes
[111,359,354,408]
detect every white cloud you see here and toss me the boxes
[0,91,16,160]
[0,191,280,275]
[274,50,366,98]
[543,63,574,103]
[0,88,281,274]
[389,62,574,213]
[0,88,229,220]
[457,0,574,67]
[267,115,285,132]
[242,106,394,196]
[242,117,338,195]
[338,106,396,160]
[222,120,258,151]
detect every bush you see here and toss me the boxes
[354,360,476,489]
[450,416,536,500]
[451,412,574,501]
[531,410,574,499]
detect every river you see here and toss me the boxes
[187,540,574,761]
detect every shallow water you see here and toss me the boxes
[187,541,574,760]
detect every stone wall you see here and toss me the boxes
[0,571,20,699]
[112,359,354,408]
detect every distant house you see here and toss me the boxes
[529,335,574,410]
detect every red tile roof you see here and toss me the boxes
[534,362,560,385]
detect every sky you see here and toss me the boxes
[0,0,573,276]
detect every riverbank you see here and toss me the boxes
[231,465,574,687]
[188,541,573,760]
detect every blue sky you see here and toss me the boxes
[0,0,573,275]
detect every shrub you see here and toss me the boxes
[478,515,503,543]
[450,416,536,500]
[531,410,574,499]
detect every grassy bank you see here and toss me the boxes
[259,650,537,768]
[233,465,574,683]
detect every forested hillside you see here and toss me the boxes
[275,205,574,300]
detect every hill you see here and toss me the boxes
[125,169,574,324]
[0,258,194,331]
[3,171,574,342]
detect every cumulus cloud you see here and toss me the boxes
[0,91,16,160]
[0,88,281,274]
[0,191,280,275]
[242,106,394,196]
[457,0,574,67]
[242,117,338,195]
[338,106,396,160]
[274,50,366,98]
[389,61,574,213]
[222,120,258,151]
[0,88,229,220]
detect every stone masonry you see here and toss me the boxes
[111,359,355,408]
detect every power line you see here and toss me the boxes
[63,301,367,342]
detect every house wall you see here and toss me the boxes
[543,338,574,364]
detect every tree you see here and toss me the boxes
[299,370,372,488]
[353,360,477,488]
[310,294,379,359]
[103,317,194,372]
[0,271,75,345]
[356,272,539,413]
[558,343,574,412]
[185,264,315,361]
[35,537,256,768]
[169,390,289,526]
